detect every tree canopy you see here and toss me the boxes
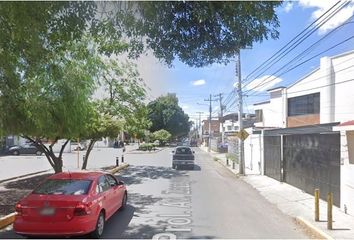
[152,129,172,146]
[0,1,282,72]
[147,94,191,138]
[118,1,282,67]
[0,1,282,172]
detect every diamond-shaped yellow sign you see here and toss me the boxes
[239,129,249,141]
[227,130,249,140]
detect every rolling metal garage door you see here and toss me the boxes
[264,136,281,181]
[283,133,340,206]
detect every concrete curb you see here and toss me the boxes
[0,169,51,184]
[0,213,16,230]
[0,164,130,230]
[295,216,334,240]
[126,148,164,154]
[109,163,129,174]
[215,159,240,177]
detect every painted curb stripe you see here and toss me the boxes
[109,163,129,174]
[295,216,334,240]
[0,213,16,229]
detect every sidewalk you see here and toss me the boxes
[199,146,239,175]
[201,147,354,239]
[0,145,136,182]
[244,175,354,239]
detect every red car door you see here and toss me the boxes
[105,174,123,212]
[97,175,114,219]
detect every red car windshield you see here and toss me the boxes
[33,179,92,195]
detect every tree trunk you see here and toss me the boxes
[52,156,63,173]
[22,136,69,173]
[81,139,96,170]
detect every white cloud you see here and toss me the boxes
[298,0,354,34]
[182,105,189,110]
[284,2,294,13]
[244,75,282,92]
[191,79,206,86]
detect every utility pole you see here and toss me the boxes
[194,121,198,140]
[204,94,213,152]
[196,111,203,144]
[214,93,224,144]
[236,49,245,175]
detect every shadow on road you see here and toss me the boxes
[101,205,135,238]
[0,229,22,239]
[102,224,162,239]
[128,192,162,215]
[116,165,188,185]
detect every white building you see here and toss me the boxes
[254,50,354,128]
[221,113,256,135]
[252,50,354,215]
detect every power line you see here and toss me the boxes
[245,31,354,96]
[245,53,354,100]
[244,56,354,99]
[244,0,342,81]
[244,1,346,84]
[223,90,237,111]
[243,1,350,97]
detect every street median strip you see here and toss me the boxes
[127,148,164,154]
[295,216,334,240]
[109,163,129,174]
[0,163,130,230]
[0,169,51,184]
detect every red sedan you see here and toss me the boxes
[13,171,127,238]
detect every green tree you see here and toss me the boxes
[125,105,152,142]
[0,34,148,173]
[80,111,123,170]
[152,129,172,146]
[115,1,282,67]
[0,2,139,79]
[0,1,282,173]
[147,94,191,138]
[80,60,148,169]
[0,2,136,173]
[1,38,101,173]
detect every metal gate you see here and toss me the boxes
[283,133,340,206]
[264,136,281,181]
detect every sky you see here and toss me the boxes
[136,0,354,124]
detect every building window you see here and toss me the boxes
[288,92,320,116]
[255,109,263,122]
[227,126,232,131]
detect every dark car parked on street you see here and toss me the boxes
[8,143,43,156]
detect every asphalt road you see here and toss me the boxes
[0,147,308,239]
